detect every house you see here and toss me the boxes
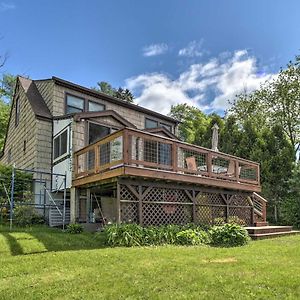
[0,76,267,228]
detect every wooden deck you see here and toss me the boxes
[73,128,261,193]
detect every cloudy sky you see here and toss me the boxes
[1,0,299,114]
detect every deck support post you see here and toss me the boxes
[70,187,78,224]
[116,182,121,224]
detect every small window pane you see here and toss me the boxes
[145,118,158,129]
[54,136,60,159]
[89,123,110,144]
[88,101,105,112]
[66,95,84,113]
[60,130,68,155]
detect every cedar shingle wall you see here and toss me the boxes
[0,87,37,169]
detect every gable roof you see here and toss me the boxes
[18,77,52,120]
[73,110,137,128]
[144,127,180,140]
[51,76,179,125]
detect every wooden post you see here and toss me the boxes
[207,152,213,177]
[192,189,196,223]
[70,187,77,224]
[172,142,178,172]
[116,182,121,224]
[123,129,129,165]
[235,160,239,182]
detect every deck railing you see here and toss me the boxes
[74,128,260,186]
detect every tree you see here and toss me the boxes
[93,81,134,103]
[0,99,9,150]
[0,73,16,102]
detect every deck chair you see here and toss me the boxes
[185,156,197,171]
[225,161,241,177]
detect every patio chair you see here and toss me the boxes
[185,156,197,171]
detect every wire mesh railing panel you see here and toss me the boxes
[177,147,207,173]
[239,164,257,181]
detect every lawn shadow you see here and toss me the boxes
[0,226,108,256]
[1,232,24,255]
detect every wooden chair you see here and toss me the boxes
[185,156,197,171]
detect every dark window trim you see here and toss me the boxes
[53,127,69,162]
[65,93,85,114]
[145,117,173,133]
[65,92,106,114]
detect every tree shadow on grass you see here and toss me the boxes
[0,226,107,256]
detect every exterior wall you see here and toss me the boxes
[53,85,176,131]
[0,87,37,169]
[35,80,54,114]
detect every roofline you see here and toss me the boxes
[51,76,180,124]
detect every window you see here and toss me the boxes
[54,129,68,160]
[88,101,105,112]
[15,97,20,126]
[145,118,158,129]
[89,123,110,144]
[66,95,84,114]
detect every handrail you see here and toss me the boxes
[74,127,260,186]
[253,192,267,222]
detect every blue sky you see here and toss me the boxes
[1,0,300,114]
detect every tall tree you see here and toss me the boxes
[93,81,134,103]
[0,73,16,102]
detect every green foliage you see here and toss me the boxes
[93,81,134,103]
[209,223,250,247]
[0,73,17,102]
[14,205,45,227]
[66,223,84,234]
[0,99,10,151]
[176,229,210,245]
[228,216,246,226]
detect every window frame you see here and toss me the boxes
[88,100,105,112]
[145,117,173,133]
[65,94,85,114]
[53,128,69,162]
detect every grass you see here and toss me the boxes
[1,225,300,300]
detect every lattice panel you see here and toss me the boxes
[120,202,138,223]
[120,185,138,201]
[195,205,226,225]
[195,192,224,205]
[143,187,191,203]
[143,203,192,226]
[230,194,249,206]
[228,206,252,226]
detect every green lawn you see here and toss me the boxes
[0,226,300,300]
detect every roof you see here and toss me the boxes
[73,110,137,128]
[51,76,179,125]
[18,77,52,120]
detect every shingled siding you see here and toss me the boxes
[35,80,54,115]
[53,85,175,130]
[0,87,37,169]
[35,119,52,173]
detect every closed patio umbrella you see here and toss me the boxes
[211,123,219,152]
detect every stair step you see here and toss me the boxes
[246,226,292,235]
[249,230,300,240]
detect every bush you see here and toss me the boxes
[209,223,250,247]
[176,229,210,245]
[66,223,84,234]
[228,216,246,226]
[14,205,45,227]
[104,224,210,247]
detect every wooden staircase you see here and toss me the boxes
[246,226,300,240]
[248,193,300,239]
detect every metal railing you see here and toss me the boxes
[74,128,260,186]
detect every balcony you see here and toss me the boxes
[73,128,261,193]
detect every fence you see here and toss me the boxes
[0,166,68,230]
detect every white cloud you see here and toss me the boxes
[0,2,15,11]
[178,40,205,57]
[126,50,277,115]
[142,43,168,57]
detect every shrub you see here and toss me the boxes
[14,205,45,227]
[66,223,84,234]
[176,229,210,245]
[228,216,246,226]
[209,223,250,247]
